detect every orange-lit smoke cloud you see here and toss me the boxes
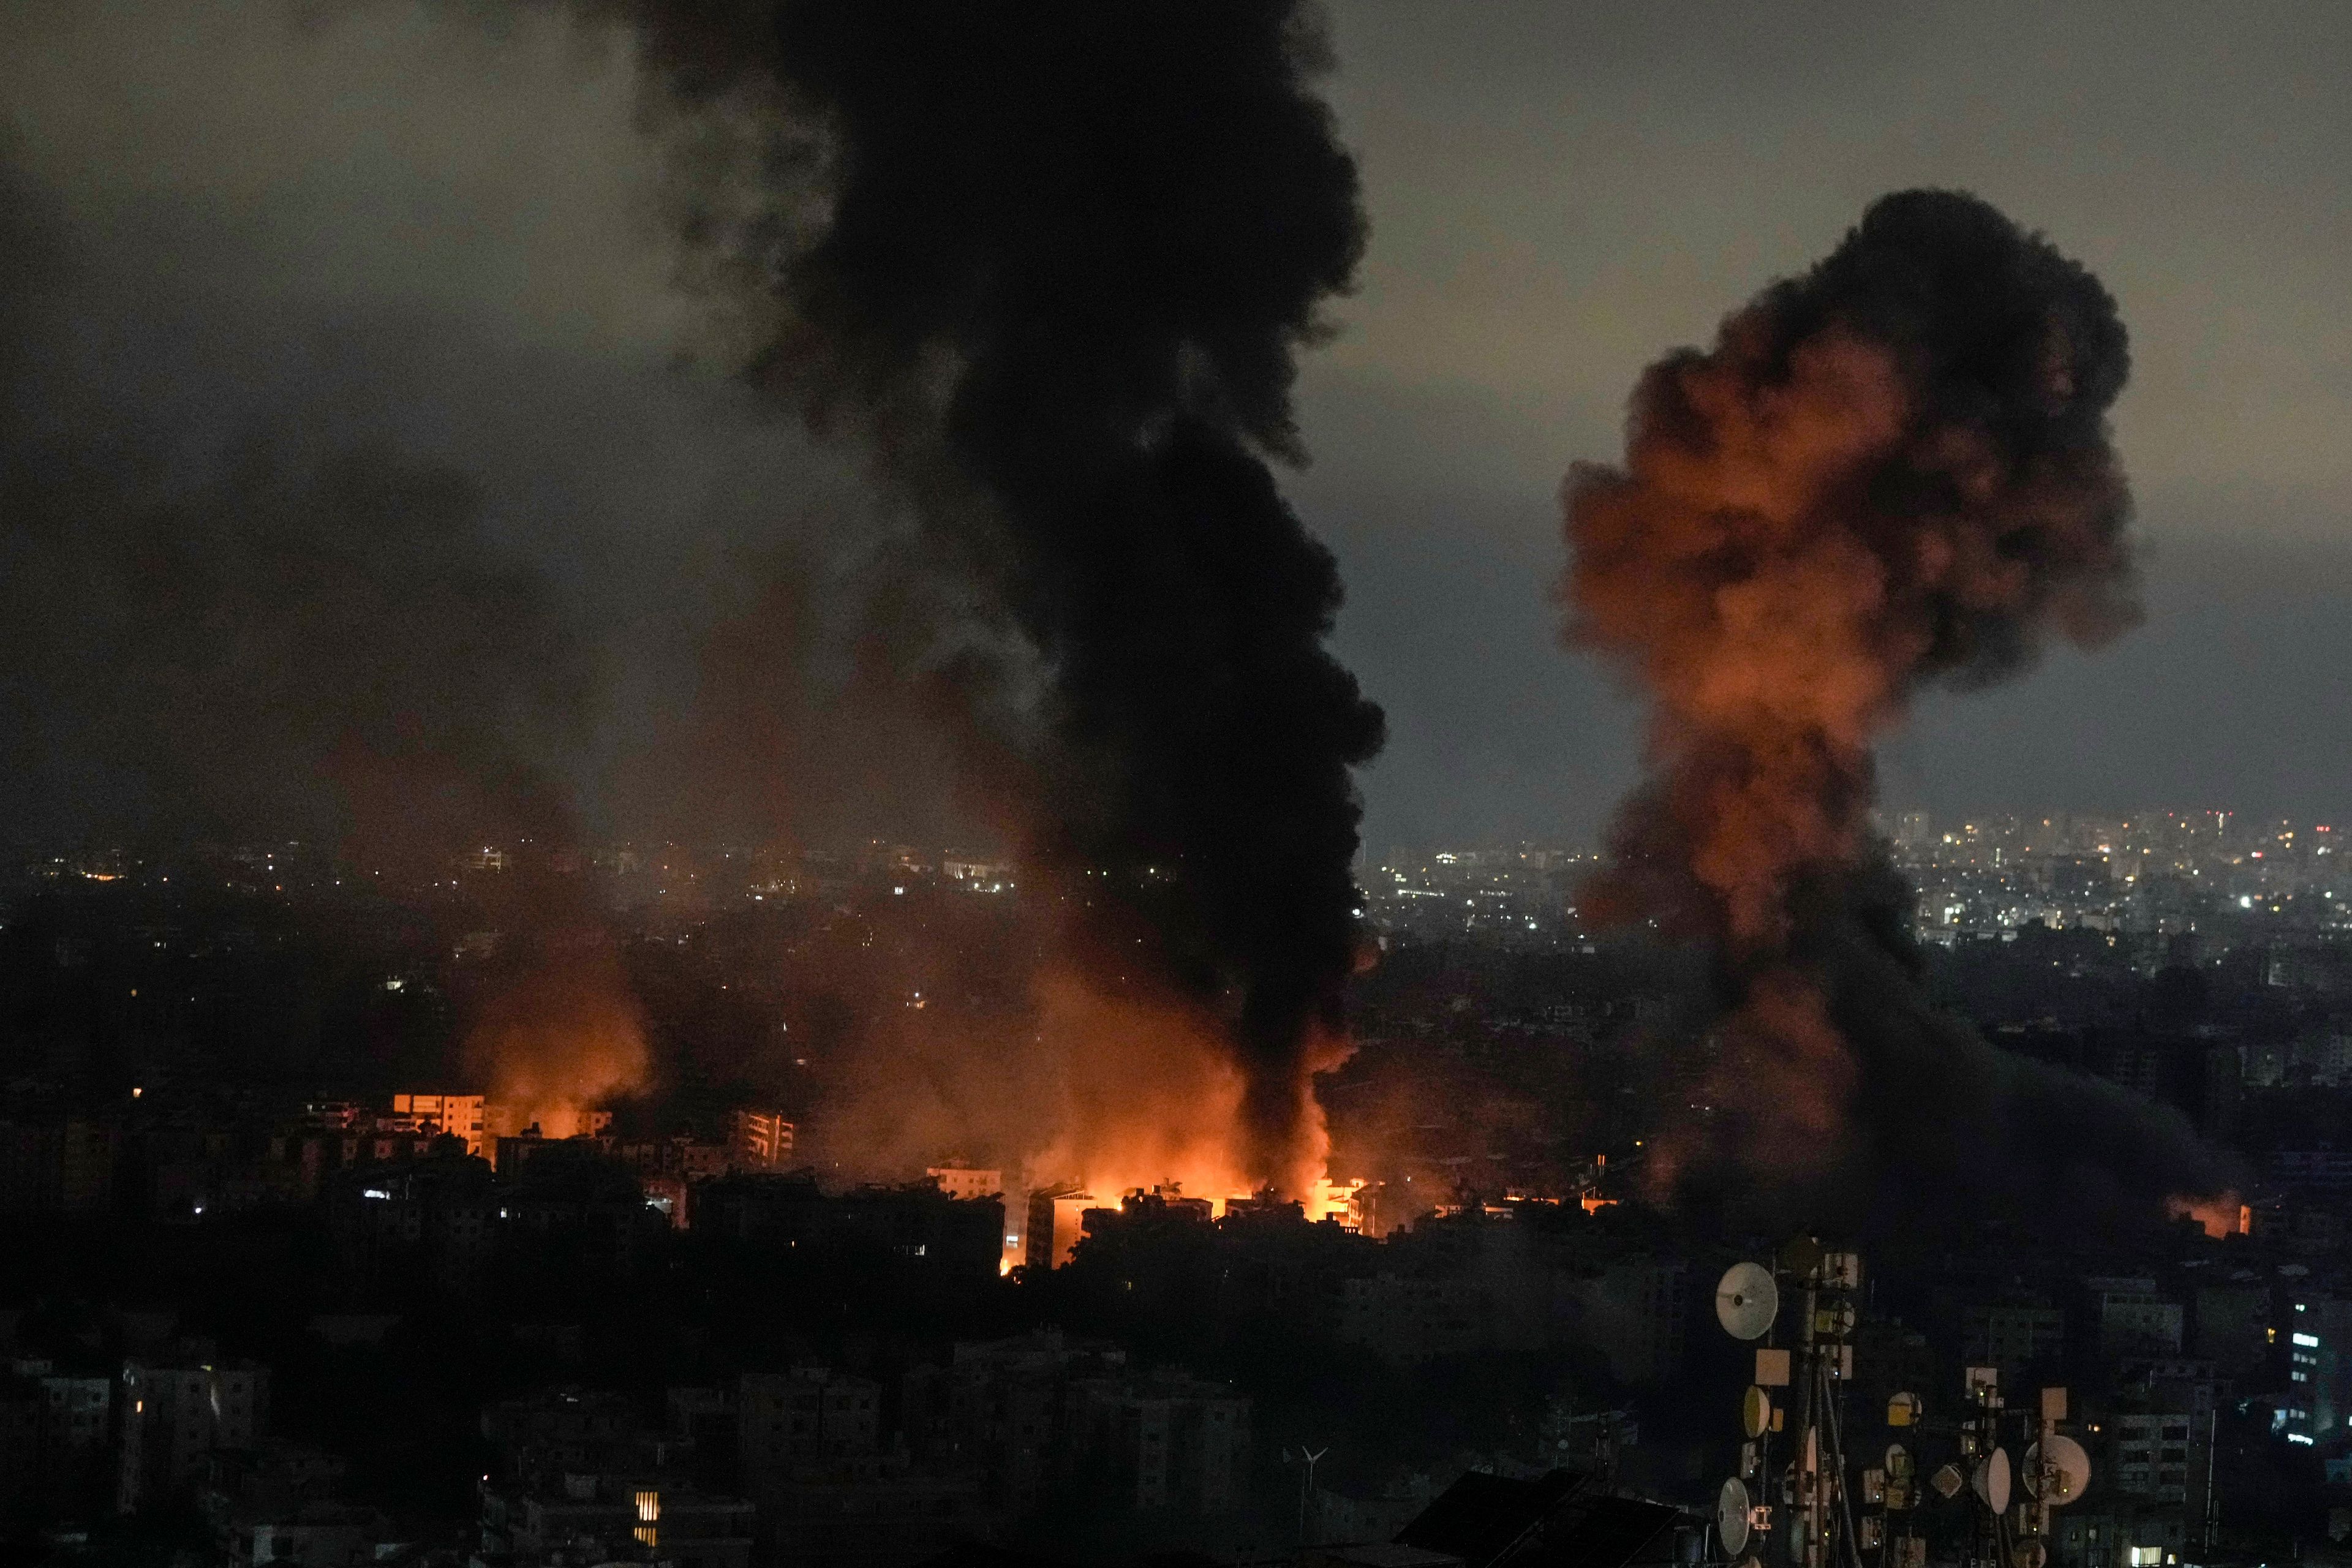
[1023,973,1261,1201]
[806,960,1336,1206]
[1023,972,1351,1204]
[461,927,649,1137]
[1567,190,2158,1204]
[2167,1191,2249,1240]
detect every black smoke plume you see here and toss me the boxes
[596,0,1384,1187]
[1563,189,2238,1227]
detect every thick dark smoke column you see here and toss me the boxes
[599,0,1383,1186]
[1565,190,2233,1224]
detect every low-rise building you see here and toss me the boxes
[728,1110,796,1171]
[322,1150,497,1286]
[926,1166,1002,1202]
[479,1472,754,1568]
[1024,1183,1095,1271]
[901,1330,1129,1519]
[1967,1293,2067,1385]
[1068,1373,1251,1513]
[1,1362,113,1523]
[1340,1274,1485,1365]
[739,1368,880,1474]
[2086,1276,2184,1361]
[118,1359,270,1512]
[388,1092,488,1156]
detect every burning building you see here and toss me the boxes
[1023,1184,1098,1274]
[388,1093,488,1157]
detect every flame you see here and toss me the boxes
[1022,971,1259,1201]
[1011,971,1355,1207]
[796,960,1346,1210]
[2167,1191,2248,1239]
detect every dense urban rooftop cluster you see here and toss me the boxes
[1888,812,2352,946]
[8,824,2352,1566]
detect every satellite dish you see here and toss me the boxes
[1719,1478,1752,1555]
[1929,1463,1966,1500]
[1743,1386,1773,1439]
[2024,1436,2092,1506]
[2012,1541,2048,1568]
[1717,1262,1780,1340]
[1888,1392,1923,1428]
[1972,1449,2013,1515]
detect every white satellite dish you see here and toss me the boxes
[2024,1436,2092,1506]
[1972,1448,2013,1514]
[1717,1262,1779,1340]
[1719,1477,1752,1556]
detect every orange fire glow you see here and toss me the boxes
[799,957,1352,1216]
[1022,971,1262,1202]
[1571,333,1917,951]
[464,936,647,1139]
[2167,1191,2249,1239]
[1016,973,1365,1212]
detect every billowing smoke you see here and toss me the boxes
[609,546,971,852]
[592,0,1384,1190]
[1564,190,2236,1224]
[0,117,647,1118]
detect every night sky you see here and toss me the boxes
[4,1,2348,853]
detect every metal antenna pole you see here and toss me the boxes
[1801,1280,1822,1568]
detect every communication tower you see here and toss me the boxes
[1710,1242,2090,1568]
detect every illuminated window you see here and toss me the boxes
[636,1491,660,1524]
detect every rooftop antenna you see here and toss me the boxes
[1713,1255,1780,1565]
[1717,1261,1779,1341]
[1719,1477,1754,1558]
[1714,1240,1869,1568]
[2015,1387,2092,1568]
